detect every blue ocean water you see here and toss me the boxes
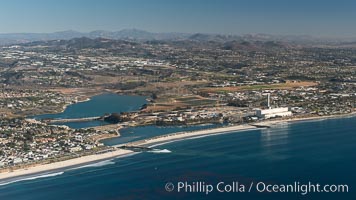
[0,116,355,200]
[32,93,147,129]
[102,124,222,146]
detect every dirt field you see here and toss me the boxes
[145,95,217,112]
[199,81,318,93]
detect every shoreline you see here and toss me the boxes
[23,89,104,118]
[1,112,355,183]
[0,149,133,181]
[42,95,93,117]
[0,124,257,182]
[120,124,258,147]
[26,88,120,118]
[252,111,356,126]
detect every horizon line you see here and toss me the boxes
[0,29,355,40]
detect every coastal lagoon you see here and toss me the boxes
[0,116,355,200]
[32,93,223,139]
[33,93,148,129]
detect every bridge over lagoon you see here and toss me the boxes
[44,116,103,123]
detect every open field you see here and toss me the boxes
[199,81,318,93]
[145,95,217,112]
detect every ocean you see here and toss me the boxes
[7,94,356,199]
[0,115,355,200]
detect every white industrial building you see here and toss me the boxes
[255,93,292,119]
[256,107,292,119]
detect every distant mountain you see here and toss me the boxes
[0,29,355,45]
[22,37,139,49]
[240,33,356,45]
[0,29,191,45]
[0,30,85,44]
[188,33,242,42]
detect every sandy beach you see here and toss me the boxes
[123,124,258,147]
[0,124,257,181]
[119,112,356,148]
[1,112,355,182]
[0,149,133,181]
[252,112,356,127]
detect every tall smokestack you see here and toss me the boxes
[267,93,271,109]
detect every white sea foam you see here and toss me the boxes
[70,159,115,170]
[67,152,140,172]
[148,149,171,153]
[194,123,214,127]
[0,172,64,186]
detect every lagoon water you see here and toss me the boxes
[0,116,355,200]
[33,93,147,129]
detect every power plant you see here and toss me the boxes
[255,93,292,119]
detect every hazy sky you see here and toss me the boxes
[0,0,355,37]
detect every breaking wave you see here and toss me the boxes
[70,160,115,170]
[148,149,171,153]
[0,172,64,186]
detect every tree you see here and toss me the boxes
[104,113,122,123]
